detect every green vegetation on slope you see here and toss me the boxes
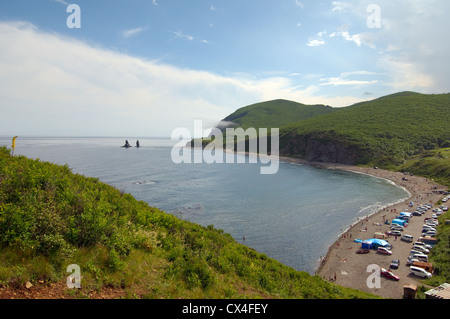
[395,148,450,187]
[281,93,450,166]
[0,146,375,299]
[280,92,450,166]
[424,209,450,288]
[216,92,450,173]
[221,99,335,130]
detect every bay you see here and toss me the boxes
[1,136,409,274]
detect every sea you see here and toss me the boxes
[1,136,410,274]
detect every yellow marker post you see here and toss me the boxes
[11,136,18,155]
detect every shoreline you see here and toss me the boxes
[305,162,446,298]
[185,146,448,297]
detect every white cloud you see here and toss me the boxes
[306,31,327,47]
[325,0,450,94]
[122,27,146,38]
[377,55,435,90]
[295,1,304,9]
[319,70,379,87]
[331,1,351,12]
[370,0,450,93]
[320,78,378,87]
[172,30,194,41]
[306,39,325,47]
[52,0,70,5]
[0,21,365,136]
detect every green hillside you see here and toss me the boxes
[0,146,375,299]
[220,99,335,130]
[280,92,450,166]
[209,91,450,186]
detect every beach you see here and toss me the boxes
[307,163,447,299]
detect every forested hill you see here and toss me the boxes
[279,92,450,166]
[219,99,335,130]
[218,92,450,170]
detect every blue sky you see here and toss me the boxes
[0,0,449,137]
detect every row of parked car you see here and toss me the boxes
[404,205,441,279]
[380,202,442,281]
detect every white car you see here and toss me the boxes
[423,231,437,237]
[401,234,414,242]
[410,266,432,278]
[412,253,428,262]
[426,219,438,226]
[410,249,422,257]
[414,241,432,250]
[391,230,402,236]
[413,245,430,254]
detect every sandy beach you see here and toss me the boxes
[301,161,448,299]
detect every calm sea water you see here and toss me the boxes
[1,137,409,274]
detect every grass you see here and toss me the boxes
[0,146,376,299]
[394,148,450,187]
[424,210,450,288]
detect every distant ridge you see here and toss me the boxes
[216,91,450,167]
[219,99,335,130]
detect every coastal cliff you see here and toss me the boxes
[279,132,363,165]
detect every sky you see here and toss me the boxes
[0,0,449,137]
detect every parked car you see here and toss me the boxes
[377,247,392,255]
[391,230,402,237]
[413,245,430,254]
[413,241,432,250]
[381,268,400,281]
[407,257,420,266]
[410,249,422,256]
[401,234,414,242]
[422,226,436,233]
[423,231,437,237]
[390,259,400,269]
[410,266,432,278]
[425,220,439,227]
[412,253,428,262]
[356,249,370,254]
[390,225,404,231]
